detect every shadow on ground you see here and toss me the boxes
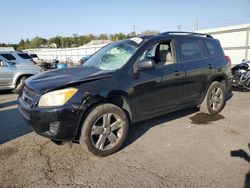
[0,100,17,108]
[232,87,250,92]
[0,107,32,145]
[0,90,13,95]
[124,107,198,149]
[231,143,250,188]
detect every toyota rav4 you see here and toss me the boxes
[18,32,233,156]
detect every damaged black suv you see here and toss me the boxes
[18,32,232,156]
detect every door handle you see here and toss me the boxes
[208,64,214,69]
[174,70,181,76]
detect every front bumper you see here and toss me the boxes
[18,95,82,142]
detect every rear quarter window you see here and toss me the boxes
[0,54,16,61]
[204,40,217,56]
[18,53,32,59]
[178,38,204,62]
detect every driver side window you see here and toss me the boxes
[140,41,174,67]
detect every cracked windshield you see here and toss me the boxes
[83,41,138,70]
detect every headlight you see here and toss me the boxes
[38,88,78,107]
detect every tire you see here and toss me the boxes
[200,81,226,115]
[12,76,26,94]
[79,103,129,156]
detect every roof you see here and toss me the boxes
[160,31,212,38]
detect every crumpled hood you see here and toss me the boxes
[26,66,113,93]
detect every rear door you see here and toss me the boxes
[202,38,224,77]
[176,37,210,105]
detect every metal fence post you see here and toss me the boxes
[246,26,249,60]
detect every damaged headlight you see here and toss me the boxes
[38,88,78,107]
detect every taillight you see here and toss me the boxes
[225,55,231,64]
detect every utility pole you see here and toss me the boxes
[60,37,64,48]
[195,19,199,31]
[132,24,136,36]
[177,25,181,31]
[245,26,249,60]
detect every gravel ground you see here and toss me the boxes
[0,90,249,188]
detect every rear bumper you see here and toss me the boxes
[226,77,233,93]
[18,96,82,141]
[225,77,233,101]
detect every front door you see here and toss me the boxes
[132,40,185,120]
[0,61,14,87]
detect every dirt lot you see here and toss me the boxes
[0,90,249,188]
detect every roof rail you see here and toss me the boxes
[160,31,212,38]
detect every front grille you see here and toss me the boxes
[18,104,30,120]
[23,86,36,98]
[21,86,37,107]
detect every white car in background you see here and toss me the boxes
[29,53,42,64]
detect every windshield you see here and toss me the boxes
[83,40,139,70]
[0,54,16,61]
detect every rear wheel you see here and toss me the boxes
[200,81,226,115]
[79,103,129,156]
[13,76,26,94]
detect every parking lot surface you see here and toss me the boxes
[0,91,249,188]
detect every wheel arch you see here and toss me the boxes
[13,73,34,87]
[210,75,226,84]
[74,90,134,142]
[200,74,227,104]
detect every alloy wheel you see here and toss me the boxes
[209,87,223,111]
[90,113,124,150]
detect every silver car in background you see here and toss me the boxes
[0,57,41,93]
[0,51,34,65]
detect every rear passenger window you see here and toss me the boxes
[204,40,217,56]
[178,39,204,62]
[18,53,32,59]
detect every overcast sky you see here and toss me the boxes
[0,0,250,43]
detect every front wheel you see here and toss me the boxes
[79,103,129,156]
[200,81,226,115]
[12,76,26,94]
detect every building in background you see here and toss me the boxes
[198,23,250,65]
[0,47,14,51]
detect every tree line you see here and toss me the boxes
[0,30,159,50]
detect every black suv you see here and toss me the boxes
[18,32,232,156]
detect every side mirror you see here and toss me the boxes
[80,56,90,64]
[137,59,156,70]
